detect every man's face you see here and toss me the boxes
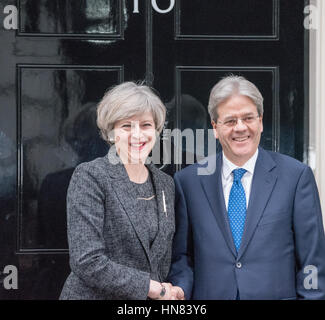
[212,95,263,166]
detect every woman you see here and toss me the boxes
[60,82,175,300]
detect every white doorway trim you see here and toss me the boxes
[308,0,325,226]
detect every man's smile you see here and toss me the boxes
[232,136,250,143]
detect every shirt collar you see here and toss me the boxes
[222,149,259,180]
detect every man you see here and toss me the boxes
[168,75,325,300]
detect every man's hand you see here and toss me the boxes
[170,286,185,300]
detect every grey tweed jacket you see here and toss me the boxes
[59,147,175,300]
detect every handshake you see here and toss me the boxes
[148,280,185,300]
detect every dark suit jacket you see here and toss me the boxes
[168,147,325,299]
[60,147,175,300]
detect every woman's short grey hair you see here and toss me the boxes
[208,75,264,121]
[97,81,166,144]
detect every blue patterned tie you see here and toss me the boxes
[228,168,247,251]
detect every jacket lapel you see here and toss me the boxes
[148,163,173,260]
[237,147,277,260]
[199,153,237,257]
[105,147,152,265]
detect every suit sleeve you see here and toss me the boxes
[67,165,150,300]
[293,166,325,299]
[167,173,194,299]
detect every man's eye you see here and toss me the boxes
[122,124,131,128]
[142,123,152,127]
[244,116,254,122]
[225,119,236,126]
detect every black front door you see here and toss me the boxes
[0,0,308,299]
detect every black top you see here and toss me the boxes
[128,171,159,247]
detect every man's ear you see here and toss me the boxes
[211,120,219,139]
[259,115,263,133]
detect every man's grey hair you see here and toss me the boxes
[97,81,166,144]
[208,75,264,121]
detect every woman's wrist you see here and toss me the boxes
[148,280,164,299]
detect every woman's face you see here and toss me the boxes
[113,112,157,164]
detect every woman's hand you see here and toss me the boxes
[148,280,169,299]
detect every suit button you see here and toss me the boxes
[236,262,242,269]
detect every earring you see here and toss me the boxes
[108,137,115,144]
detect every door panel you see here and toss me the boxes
[154,0,307,169]
[19,66,121,250]
[175,67,278,153]
[176,0,279,39]
[19,0,122,37]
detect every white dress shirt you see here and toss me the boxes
[222,149,259,210]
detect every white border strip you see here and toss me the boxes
[309,0,325,227]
